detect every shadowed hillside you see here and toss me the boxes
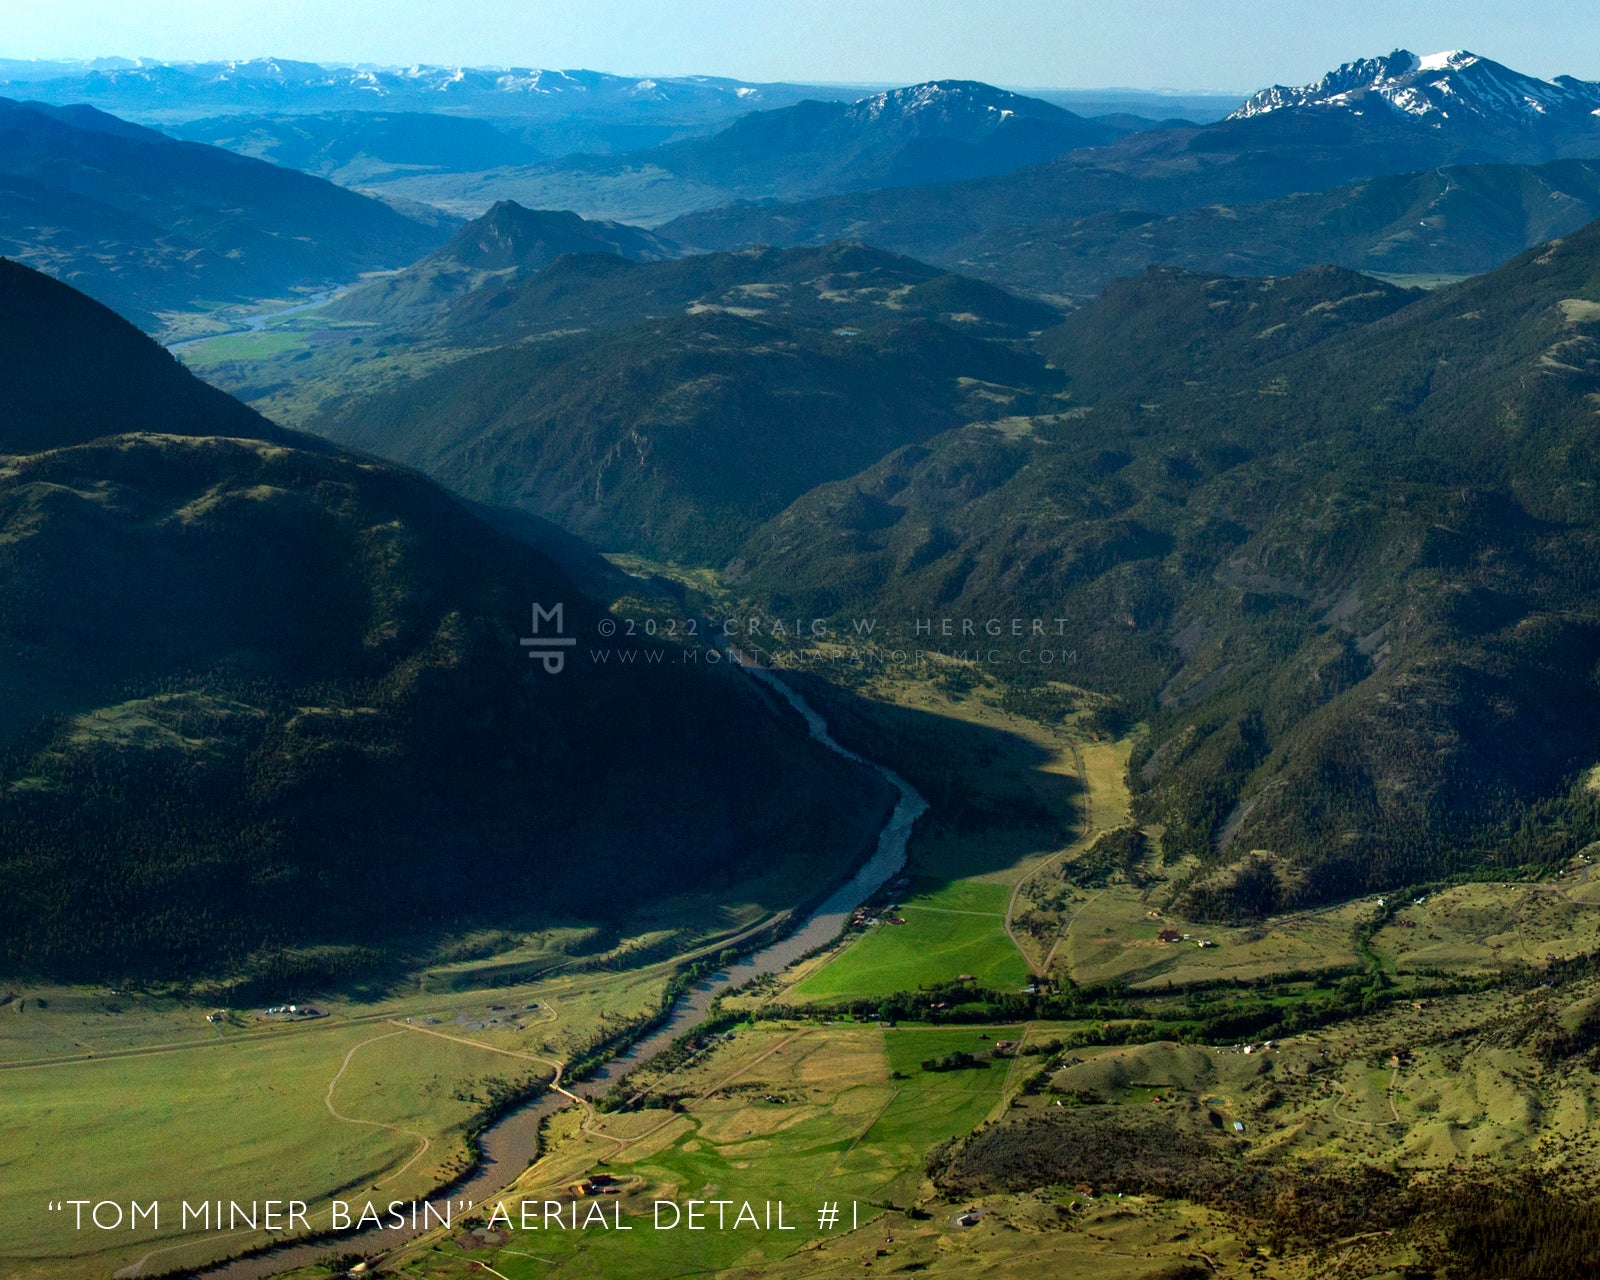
[0,260,886,980]
[954,157,1600,301]
[0,97,446,329]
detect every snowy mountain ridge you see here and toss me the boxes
[1231,49,1600,128]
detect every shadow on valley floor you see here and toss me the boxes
[783,669,1086,887]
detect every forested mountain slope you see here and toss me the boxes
[0,259,884,979]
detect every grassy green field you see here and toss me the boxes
[790,880,1029,1001]
[0,1022,525,1277]
[0,952,685,1278]
[370,950,1600,1280]
[170,300,481,430]
[777,672,1120,1003]
[179,327,311,365]
[382,1022,1026,1280]
[1368,875,1600,974]
[1054,883,1371,989]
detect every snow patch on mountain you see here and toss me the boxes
[1417,50,1477,73]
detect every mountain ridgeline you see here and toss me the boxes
[954,157,1600,302]
[0,257,290,453]
[0,259,887,980]
[1232,48,1600,143]
[324,200,678,324]
[539,80,1131,205]
[661,51,1600,295]
[311,240,1062,562]
[299,78,1156,229]
[0,95,447,329]
[170,110,550,182]
[5,58,867,153]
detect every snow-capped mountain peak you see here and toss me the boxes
[1230,49,1600,129]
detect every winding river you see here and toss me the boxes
[186,663,925,1280]
[165,284,355,353]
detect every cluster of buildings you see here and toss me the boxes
[1156,928,1214,948]
[568,1173,621,1198]
[262,1004,322,1018]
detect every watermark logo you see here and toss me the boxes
[521,603,575,675]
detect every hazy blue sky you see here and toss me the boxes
[6,0,1600,91]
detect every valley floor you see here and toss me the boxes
[297,672,1600,1280]
[11,664,1600,1280]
